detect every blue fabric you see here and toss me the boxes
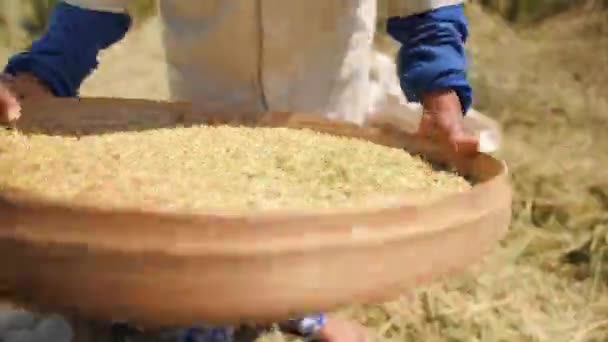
[3,2,131,97]
[387,4,472,114]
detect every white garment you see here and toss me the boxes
[64,0,463,125]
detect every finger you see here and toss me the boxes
[452,133,479,155]
[415,114,436,139]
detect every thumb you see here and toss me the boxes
[452,131,479,155]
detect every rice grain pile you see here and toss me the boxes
[0,125,470,213]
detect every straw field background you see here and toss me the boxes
[1,0,608,341]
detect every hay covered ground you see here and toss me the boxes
[1,3,608,341]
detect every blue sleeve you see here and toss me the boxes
[386,4,472,114]
[3,2,131,97]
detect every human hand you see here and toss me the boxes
[0,73,53,125]
[417,89,479,156]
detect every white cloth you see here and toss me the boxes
[64,0,463,124]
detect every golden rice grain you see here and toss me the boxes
[0,126,470,213]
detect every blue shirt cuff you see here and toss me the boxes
[4,2,131,97]
[387,4,472,114]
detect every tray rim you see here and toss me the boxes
[0,97,511,256]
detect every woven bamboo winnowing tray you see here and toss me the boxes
[0,98,511,327]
